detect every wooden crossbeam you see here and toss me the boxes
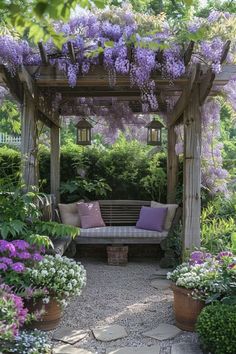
[38,42,48,65]
[67,42,76,64]
[168,63,201,127]
[199,40,231,105]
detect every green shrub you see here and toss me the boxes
[196,303,236,354]
[0,146,21,185]
[201,195,236,253]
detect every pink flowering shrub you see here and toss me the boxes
[0,284,28,341]
[0,240,44,287]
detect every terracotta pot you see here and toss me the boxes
[24,296,63,331]
[171,283,205,331]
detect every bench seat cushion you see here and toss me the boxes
[76,226,168,244]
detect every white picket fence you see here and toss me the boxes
[0,132,21,146]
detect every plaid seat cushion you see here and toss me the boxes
[79,226,168,239]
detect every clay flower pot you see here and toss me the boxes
[171,283,205,331]
[24,296,63,331]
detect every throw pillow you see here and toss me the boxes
[151,201,178,230]
[77,201,106,228]
[58,201,83,227]
[136,206,167,232]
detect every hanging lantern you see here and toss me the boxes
[75,118,93,145]
[146,119,164,146]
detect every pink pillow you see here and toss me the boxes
[77,201,105,229]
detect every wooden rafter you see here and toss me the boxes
[168,63,201,127]
[184,41,194,66]
[67,42,76,64]
[38,42,48,65]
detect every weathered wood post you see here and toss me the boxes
[183,85,201,251]
[167,125,179,203]
[21,89,39,188]
[50,124,60,204]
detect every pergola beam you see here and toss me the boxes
[38,42,48,65]
[168,64,200,127]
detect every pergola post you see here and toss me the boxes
[183,85,201,251]
[167,125,179,203]
[21,89,39,188]
[50,124,60,204]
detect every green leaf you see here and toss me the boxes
[34,2,48,17]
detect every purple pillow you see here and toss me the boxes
[136,206,167,232]
[77,201,106,229]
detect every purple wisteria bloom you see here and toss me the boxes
[217,251,233,259]
[11,262,25,272]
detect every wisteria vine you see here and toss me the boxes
[0,6,236,194]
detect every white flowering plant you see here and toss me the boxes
[167,251,236,302]
[25,255,86,307]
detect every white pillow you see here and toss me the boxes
[151,201,178,231]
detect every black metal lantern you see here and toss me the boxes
[76,118,92,145]
[146,119,164,146]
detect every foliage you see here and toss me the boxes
[0,183,79,247]
[196,303,236,354]
[167,250,236,302]
[0,99,21,134]
[0,283,28,342]
[201,195,236,253]
[140,153,167,201]
[0,0,106,47]
[0,146,21,185]
[26,254,87,307]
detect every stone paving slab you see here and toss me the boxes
[92,324,128,342]
[53,344,94,354]
[150,279,171,290]
[143,323,181,340]
[171,342,203,354]
[106,345,161,354]
[53,327,88,344]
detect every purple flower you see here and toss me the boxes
[0,257,13,265]
[11,262,25,272]
[217,251,233,259]
[0,240,16,256]
[0,262,8,271]
[16,251,31,260]
[32,253,44,262]
[12,240,29,250]
[189,251,212,265]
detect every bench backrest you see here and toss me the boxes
[99,200,151,226]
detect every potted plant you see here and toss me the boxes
[23,254,86,330]
[0,240,86,331]
[167,251,236,331]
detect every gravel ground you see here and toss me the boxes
[51,259,199,354]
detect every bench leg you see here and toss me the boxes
[106,245,128,265]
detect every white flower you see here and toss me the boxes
[41,270,48,277]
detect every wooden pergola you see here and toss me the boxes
[0,39,235,251]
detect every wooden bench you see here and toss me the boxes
[76,200,182,264]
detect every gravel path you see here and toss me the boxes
[52,259,199,353]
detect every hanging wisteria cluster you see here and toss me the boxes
[0,5,235,111]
